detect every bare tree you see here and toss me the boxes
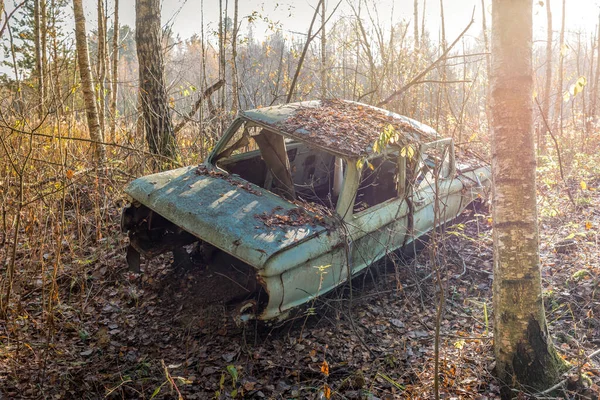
[135,0,176,160]
[591,14,600,121]
[40,0,47,108]
[541,0,552,153]
[73,0,105,163]
[320,0,327,99]
[491,0,565,394]
[421,0,426,48]
[413,0,419,49]
[110,0,119,141]
[96,0,107,134]
[33,0,45,114]
[481,0,490,81]
[231,0,239,111]
[0,1,25,39]
[49,0,63,112]
[554,0,566,135]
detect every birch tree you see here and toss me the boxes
[73,0,105,163]
[490,0,565,394]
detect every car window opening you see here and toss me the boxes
[213,121,343,210]
[353,154,400,213]
[414,144,452,189]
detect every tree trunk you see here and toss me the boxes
[592,14,600,123]
[553,0,566,136]
[218,0,226,115]
[73,0,105,163]
[413,0,419,49]
[135,0,176,161]
[7,19,23,108]
[231,0,239,111]
[40,0,47,110]
[481,0,491,132]
[33,0,44,116]
[320,0,327,99]
[490,0,565,396]
[50,0,63,113]
[110,0,119,141]
[439,0,447,133]
[541,0,552,153]
[96,0,107,135]
[421,0,426,48]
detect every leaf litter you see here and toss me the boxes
[0,161,599,399]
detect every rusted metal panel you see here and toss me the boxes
[124,165,328,269]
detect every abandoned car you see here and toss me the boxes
[121,100,490,321]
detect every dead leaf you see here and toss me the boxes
[323,384,331,399]
[320,360,329,377]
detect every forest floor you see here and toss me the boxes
[1,154,600,400]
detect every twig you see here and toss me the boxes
[535,348,600,395]
[4,126,181,165]
[0,2,26,39]
[212,272,250,293]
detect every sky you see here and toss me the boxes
[95,0,600,42]
[2,0,600,75]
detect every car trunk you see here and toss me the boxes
[124,165,328,269]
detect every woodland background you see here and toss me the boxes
[0,0,599,398]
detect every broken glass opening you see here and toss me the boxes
[354,154,400,213]
[213,121,343,210]
[413,140,454,190]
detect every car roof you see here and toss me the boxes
[240,99,440,158]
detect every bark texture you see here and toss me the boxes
[135,0,176,161]
[73,0,105,163]
[490,0,564,396]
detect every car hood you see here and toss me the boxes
[124,165,328,269]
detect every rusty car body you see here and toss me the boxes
[121,100,490,321]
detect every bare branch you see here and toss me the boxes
[376,7,475,108]
[173,79,225,134]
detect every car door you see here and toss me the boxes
[410,138,460,240]
[346,153,410,275]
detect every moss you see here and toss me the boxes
[507,315,569,397]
